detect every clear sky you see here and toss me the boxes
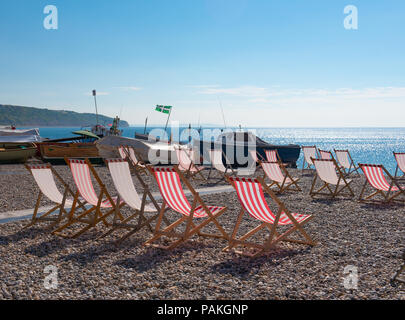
[0,0,404,127]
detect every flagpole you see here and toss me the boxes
[164,107,172,133]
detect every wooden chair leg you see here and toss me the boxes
[223,208,245,252]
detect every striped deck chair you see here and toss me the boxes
[23,163,86,229]
[393,152,405,179]
[207,149,236,181]
[249,150,261,164]
[98,159,167,245]
[319,149,333,160]
[223,151,256,176]
[144,166,229,250]
[260,161,301,193]
[249,149,264,175]
[52,158,125,238]
[358,164,405,203]
[224,176,315,257]
[265,149,280,163]
[208,149,255,178]
[302,146,318,173]
[334,149,360,176]
[310,158,354,199]
[176,148,206,181]
[118,145,147,174]
[117,145,127,160]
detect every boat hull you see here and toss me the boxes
[0,143,37,163]
[193,139,301,168]
[95,136,182,165]
[37,142,101,163]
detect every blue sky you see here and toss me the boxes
[0,0,404,126]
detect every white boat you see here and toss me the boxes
[0,128,41,163]
[95,135,185,164]
[0,142,37,163]
[0,127,40,137]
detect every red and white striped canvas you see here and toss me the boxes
[394,153,405,174]
[229,177,310,225]
[265,150,278,162]
[360,164,398,192]
[68,159,116,207]
[261,162,291,184]
[151,167,223,218]
[249,150,259,163]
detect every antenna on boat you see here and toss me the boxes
[197,111,202,134]
[92,89,99,126]
[143,117,148,134]
[217,96,227,129]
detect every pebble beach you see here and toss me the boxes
[0,163,404,300]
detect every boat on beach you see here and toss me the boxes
[194,131,301,168]
[95,135,184,164]
[0,142,37,163]
[0,128,41,163]
[37,116,123,164]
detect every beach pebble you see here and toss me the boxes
[0,165,404,299]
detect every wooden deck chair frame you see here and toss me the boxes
[358,163,405,203]
[175,147,207,182]
[249,149,264,163]
[223,176,315,258]
[310,158,354,199]
[259,160,301,193]
[301,146,319,173]
[118,145,148,175]
[23,163,86,230]
[393,152,405,179]
[334,149,360,176]
[98,159,170,245]
[248,149,265,177]
[392,252,405,283]
[52,158,125,238]
[207,149,237,182]
[144,165,229,250]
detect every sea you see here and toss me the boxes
[34,126,405,174]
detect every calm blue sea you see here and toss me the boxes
[35,127,405,174]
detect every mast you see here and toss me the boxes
[217,96,227,129]
[92,89,99,126]
[143,117,148,134]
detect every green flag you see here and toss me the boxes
[155,105,172,114]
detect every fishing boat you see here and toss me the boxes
[37,89,124,164]
[37,130,101,164]
[193,130,301,168]
[95,135,184,165]
[0,142,38,163]
[0,129,41,163]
